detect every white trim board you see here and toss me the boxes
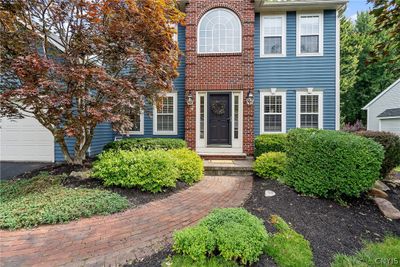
[335,9,340,130]
[363,78,400,110]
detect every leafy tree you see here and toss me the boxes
[340,12,399,124]
[339,17,362,123]
[368,0,400,65]
[0,0,184,164]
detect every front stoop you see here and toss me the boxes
[204,159,254,176]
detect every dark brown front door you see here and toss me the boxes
[208,93,231,145]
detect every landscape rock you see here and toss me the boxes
[374,180,390,191]
[385,179,400,188]
[264,190,276,197]
[69,170,92,180]
[368,188,388,198]
[373,197,400,220]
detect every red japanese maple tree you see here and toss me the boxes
[0,0,184,164]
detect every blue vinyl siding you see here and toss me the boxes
[254,10,337,135]
[54,123,114,161]
[89,123,114,156]
[129,24,186,139]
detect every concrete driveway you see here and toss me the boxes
[0,162,50,180]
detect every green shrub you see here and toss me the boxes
[253,152,287,183]
[173,208,269,265]
[286,129,384,200]
[170,148,204,184]
[254,134,287,158]
[173,226,215,261]
[93,149,179,193]
[331,236,400,267]
[103,138,186,152]
[265,215,314,267]
[0,174,128,229]
[162,255,238,267]
[355,131,400,179]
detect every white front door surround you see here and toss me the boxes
[195,91,243,154]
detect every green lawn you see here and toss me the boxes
[0,173,129,230]
[332,236,400,267]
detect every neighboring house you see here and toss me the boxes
[0,0,346,162]
[362,78,400,135]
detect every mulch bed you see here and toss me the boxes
[128,176,400,267]
[245,177,400,267]
[12,160,189,208]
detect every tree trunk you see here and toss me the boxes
[57,138,74,164]
[71,127,94,165]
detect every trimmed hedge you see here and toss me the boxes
[286,129,384,199]
[103,138,186,152]
[355,131,400,179]
[170,148,204,184]
[253,152,286,183]
[93,149,179,193]
[173,208,269,265]
[254,134,287,158]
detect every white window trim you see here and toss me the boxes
[260,13,286,58]
[260,90,287,134]
[296,12,324,57]
[197,8,242,54]
[128,111,144,135]
[153,92,178,135]
[296,90,323,129]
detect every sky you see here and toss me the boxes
[345,0,373,20]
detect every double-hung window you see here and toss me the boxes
[296,91,323,129]
[153,92,178,135]
[297,13,323,56]
[129,111,144,135]
[261,14,286,57]
[260,91,286,133]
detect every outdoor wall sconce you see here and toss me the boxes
[246,90,254,105]
[186,91,194,106]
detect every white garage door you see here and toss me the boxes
[380,118,400,136]
[0,116,54,162]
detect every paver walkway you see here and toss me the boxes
[0,176,252,267]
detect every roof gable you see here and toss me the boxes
[362,78,400,110]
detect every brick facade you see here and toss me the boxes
[184,0,255,155]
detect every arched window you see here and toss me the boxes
[198,8,242,53]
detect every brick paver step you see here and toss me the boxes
[0,176,253,267]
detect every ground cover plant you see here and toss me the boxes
[265,215,314,267]
[103,138,186,152]
[286,129,384,200]
[253,152,286,183]
[0,173,128,230]
[254,134,287,158]
[331,236,400,267]
[355,131,400,179]
[172,208,269,265]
